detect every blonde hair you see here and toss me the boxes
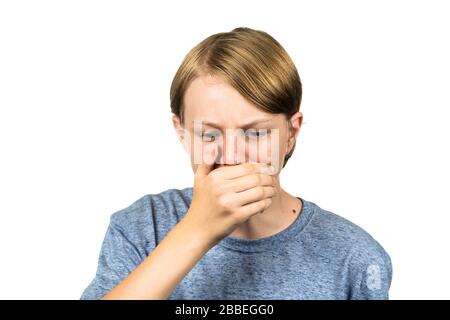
[170,27,302,168]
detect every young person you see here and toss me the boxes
[81,27,392,300]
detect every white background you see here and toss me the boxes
[0,0,449,299]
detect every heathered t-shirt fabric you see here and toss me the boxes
[80,187,392,300]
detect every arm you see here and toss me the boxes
[348,241,393,300]
[101,214,214,300]
[99,149,276,299]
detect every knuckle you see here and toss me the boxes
[243,162,254,172]
[217,195,230,208]
[255,186,265,198]
[250,174,260,186]
[257,200,266,211]
[209,170,219,180]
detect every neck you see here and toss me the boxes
[229,176,302,240]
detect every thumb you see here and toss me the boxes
[195,143,218,181]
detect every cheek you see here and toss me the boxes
[188,135,223,165]
[254,130,286,172]
[247,133,285,165]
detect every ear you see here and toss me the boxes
[172,114,190,154]
[286,112,303,154]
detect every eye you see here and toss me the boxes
[197,129,222,142]
[245,129,269,139]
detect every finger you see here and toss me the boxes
[227,173,276,193]
[237,198,273,219]
[214,162,275,180]
[234,186,276,207]
[195,143,218,181]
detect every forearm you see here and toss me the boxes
[101,215,213,300]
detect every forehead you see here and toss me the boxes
[183,75,274,126]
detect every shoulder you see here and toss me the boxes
[110,187,193,224]
[80,187,194,300]
[109,187,193,248]
[304,200,393,298]
[306,200,390,260]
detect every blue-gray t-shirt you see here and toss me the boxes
[80,187,392,300]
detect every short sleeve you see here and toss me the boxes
[348,241,393,300]
[80,218,145,300]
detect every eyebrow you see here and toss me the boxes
[193,119,272,129]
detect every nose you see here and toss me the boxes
[215,129,245,165]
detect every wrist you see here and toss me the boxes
[177,213,217,251]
